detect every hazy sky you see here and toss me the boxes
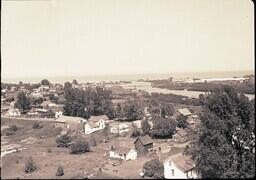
[1,0,254,79]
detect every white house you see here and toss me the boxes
[164,154,197,179]
[84,115,108,134]
[109,148,137,161]
[55,115,87,132]
[132,120,154,129]
[110,123,129,134]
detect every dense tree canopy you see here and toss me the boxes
[193,86,255,178]
[150,115,176,139]
[15,91,31,113]
[176,115,188,129]
[41,79,50,86]
[143,159,164,179]
[63,82,114,119]
[141,120,151,135]
[72,79,78,85]
[123,100,143,121]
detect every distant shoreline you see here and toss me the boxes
[2,70,254,84]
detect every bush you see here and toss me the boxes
[24,157,37,173]
[143,159,164,179]
[56,166,64,176]
[70,141,90,154]
[5,129,15,136]
[9,125,18,131]
[56,134,72,148]
[176,115,188,129]
[47,148,52,153]
[32,122,43,129]
[4,125,18,136]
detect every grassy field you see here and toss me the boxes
[1,118,153,179]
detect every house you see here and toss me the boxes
[110,123,129,134]
[134,135,153,156]
[55,115,87,132]
[40,100,51,108]
[84,115,108,134]
[109,137,138,160]
[8,109,21,116]
[174,128,187,143]
[109,146,137,161]
[30,92,43,98]
[164,154,198,179]
[177,108,192,117]
[132,120,153,129]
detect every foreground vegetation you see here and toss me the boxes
[191,87,255,178]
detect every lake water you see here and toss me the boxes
[120,81,255,100]
[2,70,253,84]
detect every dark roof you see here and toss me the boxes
[134,135,153,146]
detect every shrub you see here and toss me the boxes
[32,122,43,129]
[56,134,72,147]
[70,141,90,154]
[4,125,18,136]
[176,115,188,129]
[56,166,64,176]
[5,129,15,136]
[9,125,18,131]
[24,157,37,173]
[143,159,164,179]
[47,148,52,153]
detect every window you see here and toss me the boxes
[172,169,175,176]
[169,161,172,166]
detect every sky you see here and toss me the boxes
[1,0,254,80]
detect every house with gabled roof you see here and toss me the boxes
[84,115,108,134]
[134,135,153,156]
[55,115,87,132]
[164,154,198,179]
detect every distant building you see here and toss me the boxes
[84,115,109,134]
[164,154,198,179]
[109,147,137,161]
[110,123,129,134]
[134,135,153,156]
[55,115,87,132]
[8,109,21,116]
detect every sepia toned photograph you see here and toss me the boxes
[1,0,255,179]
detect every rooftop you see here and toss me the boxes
[164,154,195,173]
[177,108,192,116]
[55,115,87,124]
[88,115,109,123]
[134,135,153,146]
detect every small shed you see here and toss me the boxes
[134,135,153,156]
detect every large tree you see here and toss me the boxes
[63,83,114,119]
[123,100,143,121]
[141,120,151,135]
[41,79,50,86]
[193,86,255,178]
[15,91,31,114]
[150,115,176,139]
